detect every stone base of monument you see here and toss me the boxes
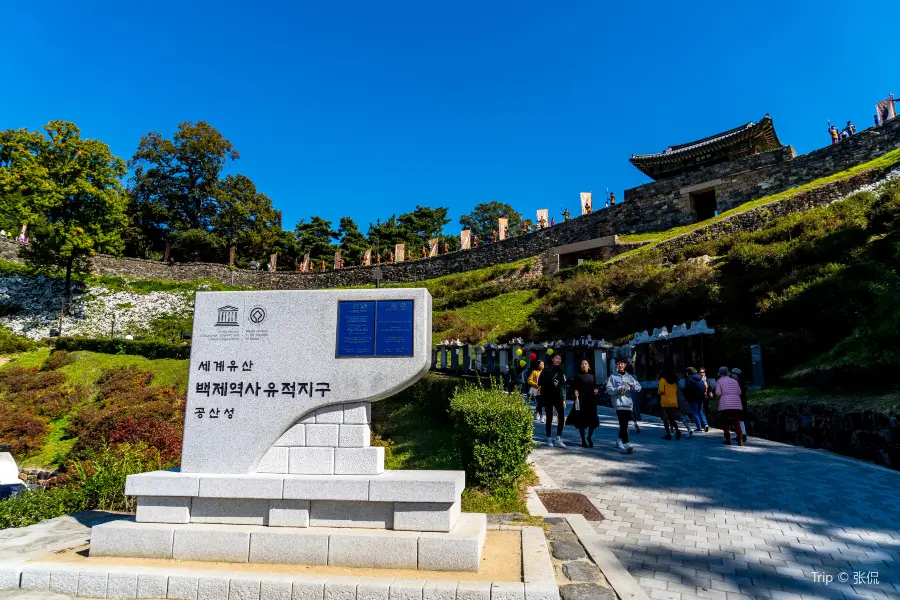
[90,513,486,571]
[90,468,486,572]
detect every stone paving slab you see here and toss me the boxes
[529,407,900,600]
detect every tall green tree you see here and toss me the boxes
[295,216,338,263]
[128,121,239,259]
[214,174,282,266]
[459,200,522,239]
[337,216,369,265]
[0,121,127,310]
[367,215,410,258]
[398,205,450,246]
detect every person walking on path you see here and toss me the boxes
[700,367,713,429]
[658,361,682,440]
[606,359,640,454]
[715,366,744,446]
[676,382,695,439]
[731,367,749,443]
[625,363,642,434]
[683,367,708,432]
[539,354,568,448]
[567,359,600,447]
[528,361,544,423]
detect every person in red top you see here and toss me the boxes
[714,366,744,446]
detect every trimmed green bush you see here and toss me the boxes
[0,326,37,354]
[449,384,533,490]
[54,337,191,360]
[0,485,86,529]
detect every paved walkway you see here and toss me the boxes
[530,407,900,600]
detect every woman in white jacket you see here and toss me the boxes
[606,359,642,454]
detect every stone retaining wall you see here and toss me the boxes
[747,402,900,470]
[625,117,900,232]
[1,118,898,289]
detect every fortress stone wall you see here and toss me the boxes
[2,118,899,289]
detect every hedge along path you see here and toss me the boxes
[612,146,900,263]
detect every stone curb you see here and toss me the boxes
[526,489,648,600]
[0,522,561,600]
[565,515,649,600]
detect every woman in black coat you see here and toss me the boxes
[567,359,600,447]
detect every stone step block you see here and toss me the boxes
[249,528,328,565]
[197,574,230,600]
[89,513,487,571]
[393,502,460,533]
[126,470,464,504]
[227,575,261,600]
[288,448,335,475]
[282,475,370,501]
[49,568,80,596]
[91,520,177,559]
[268,499,310,527]
[191,498,269,526]
[19,565,51,590]
[333,447,384,475]
[338,424,371,448]
[256,448,289,474]
[0,566,21,592]
[137,573,168,599]
[309,500,393,529]
[291,576,329,600]
[387,579,426,600]
[172,524,255,562]
[137,496,191,524]
[78,571,110,598]
[343,402,371,424]
[314,405,344,424]
[369,471,464,503]
[418,513,487,572]
[422,580,457,600]
[199,475,285,499]
[454,581,491,600]
[356,577,392,600]
[323,576,359,599]
[167,575,198,600]
[273,424,305,447]
[258,576,296,600]
[305,424,339,447]
[126,472,200,497]
[326,529,419,569]
[520,527,556,586]
[107,572,139,599]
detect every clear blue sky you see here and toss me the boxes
[3,1,897,233]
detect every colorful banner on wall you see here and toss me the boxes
[581,192,592,215]
[301,253,310,272]
[363,249,372,266]
[460,230,472,250]
[536,209,549,229]
[429,238,439,257]
[877,96,896,123]
[498,218,508,240]
[334,250,342,270]
[395,243,405,262]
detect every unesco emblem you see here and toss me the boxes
[215,306,239,327]
[248,306,267,325]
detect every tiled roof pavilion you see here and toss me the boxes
[630,115,783,180]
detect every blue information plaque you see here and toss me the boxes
[336,301,376,357]
[374,300,414,357]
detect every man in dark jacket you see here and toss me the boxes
[683,367,709,432]
[539,354,567,447]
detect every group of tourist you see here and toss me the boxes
[828,120,857,144]
[515,356,749,453]
[0,229,29,244]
